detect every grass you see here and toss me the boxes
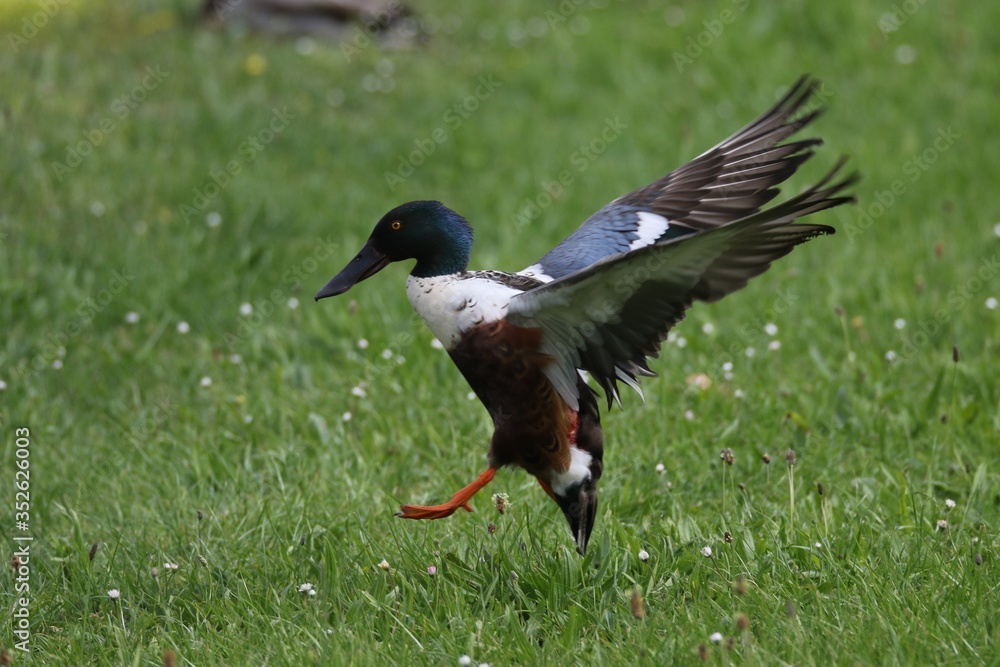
[1,0,999,664]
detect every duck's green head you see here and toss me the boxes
[315,200,473,300]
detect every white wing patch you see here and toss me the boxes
[406,273,521,349]
[550,446,593,496]
[518,263,555,283]
[629,212,670,250]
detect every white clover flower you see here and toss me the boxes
[701,322,715,335]
[52,359,63,370]
[684,410,695,422]
[176,321,190,334]
[675,336,688,348]
[458,657,472,667]
[125,311,140,324]
[893,318,906,330]
[298,582,314,593]
[638,549,650,562]
[709,631,723,643]
[885,350,898,361]
[945,498,956,509]
[764,323,778,336]
[351,385,367,398]
[994,222,1000,238]
[895,44,917,65]
[164,562,179,570]
[381,349,393,360]
[734,389,744,399]
[357,338,369,350]
[107,589,120,600]
[199,376,212,387]
[655,463,665,474]
[0,379,7,391]
[431,338,445,350]
[686,373,711,391]
[467,391,477,401]
[229,353,242,364]
[936,519,948,531]
[379,559,390,570]
[342,411,352,422]
[287,297,300,309]
[239,302,253,316]
[768,340,781,351]
[206,212,222,228]
[722,361,733,373]
[701,546,712,558]
[745,347,756,358]
[986,297,998,310]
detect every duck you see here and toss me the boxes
[315,76,857,555]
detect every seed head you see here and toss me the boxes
[785,449,796,467]
[719,448,735,465]
[487,522,497,535]
[492,492,511,514]
[89,542,99,561]
[974,553,983,566]
[630,588,645,619]
[736,614,750,632]
[761,453,771,464]
[817,482,825,496]
[723,531,733,544]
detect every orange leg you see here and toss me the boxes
[396,467,498,520]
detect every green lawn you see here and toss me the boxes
[2,0,999,664]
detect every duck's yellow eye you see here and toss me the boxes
[391,221,402,230]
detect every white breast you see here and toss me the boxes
[406,273,522,349]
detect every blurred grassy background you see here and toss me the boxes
[1,0,998,664]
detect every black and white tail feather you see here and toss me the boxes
[507,76,858,410]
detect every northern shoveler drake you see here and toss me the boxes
[316,76,857,555]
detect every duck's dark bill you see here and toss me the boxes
[315,239,389,300]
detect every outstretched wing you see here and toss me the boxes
[507,163,858,410]
[520,76,827,283]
